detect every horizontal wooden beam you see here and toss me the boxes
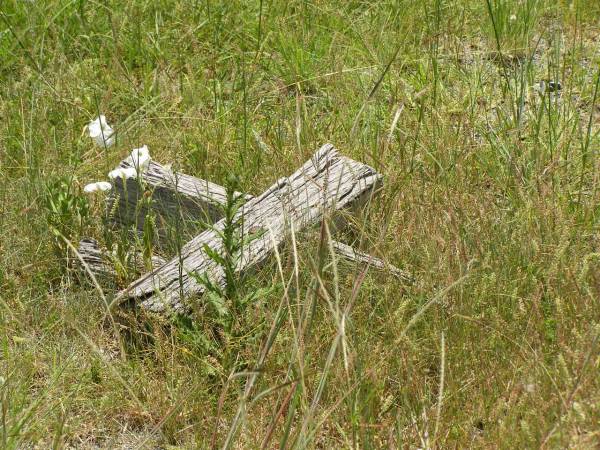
[107,159,252,239]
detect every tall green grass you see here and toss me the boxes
[1,0,599,448]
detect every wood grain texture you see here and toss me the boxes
[77,238,114,279]
[119,144,383,314]
[107,159,252,237]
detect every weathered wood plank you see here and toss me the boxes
[119,144,383,314]
[77,238,114,279]
[107,159,252,236]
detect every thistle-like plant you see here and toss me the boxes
[190,176,271,337]
[44,175,90,258]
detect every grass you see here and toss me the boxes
[1,0,600,447]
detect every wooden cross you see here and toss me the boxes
[79,144,411,315]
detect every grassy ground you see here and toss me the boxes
[1,0,600,448]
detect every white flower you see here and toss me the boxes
[107,145,151,181]
[125,145,151,171]
[108,167,138,180]
[83,181,112,193]
[509,14,517,21]
[88,115,115,148]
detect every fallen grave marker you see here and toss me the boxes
[79,143,412,315]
